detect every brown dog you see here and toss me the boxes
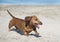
[7,10,42,36]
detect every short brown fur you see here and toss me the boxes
[7,10,42,36]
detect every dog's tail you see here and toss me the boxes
[7,10,15,18]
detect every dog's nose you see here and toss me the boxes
[40,22,43,25]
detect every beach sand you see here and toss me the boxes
[0,5,60,42]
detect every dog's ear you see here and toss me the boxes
[25,16,32,27]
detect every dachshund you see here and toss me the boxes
[7,10,42,36]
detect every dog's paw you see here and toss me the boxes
[36,33,39,35]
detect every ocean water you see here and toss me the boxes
[0,0,60,5]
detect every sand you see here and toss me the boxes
[0,5,60,42]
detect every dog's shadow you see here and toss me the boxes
[10,28,42,38]
[29,34,42,38]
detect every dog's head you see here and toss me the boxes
[25,16,43,29]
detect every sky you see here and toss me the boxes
[0,0,60,5]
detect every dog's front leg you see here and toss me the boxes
[33,28,39,35]
[24,32,28,36]
[34,30,39,35]
[23,30,28,36]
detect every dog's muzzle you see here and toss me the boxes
[34,23,40,29]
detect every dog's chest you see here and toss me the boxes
[25,28,33,33]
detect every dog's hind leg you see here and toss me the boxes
[9,20,14,31]
[15,26,19,31]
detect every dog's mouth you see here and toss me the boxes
[34,23,40,29]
